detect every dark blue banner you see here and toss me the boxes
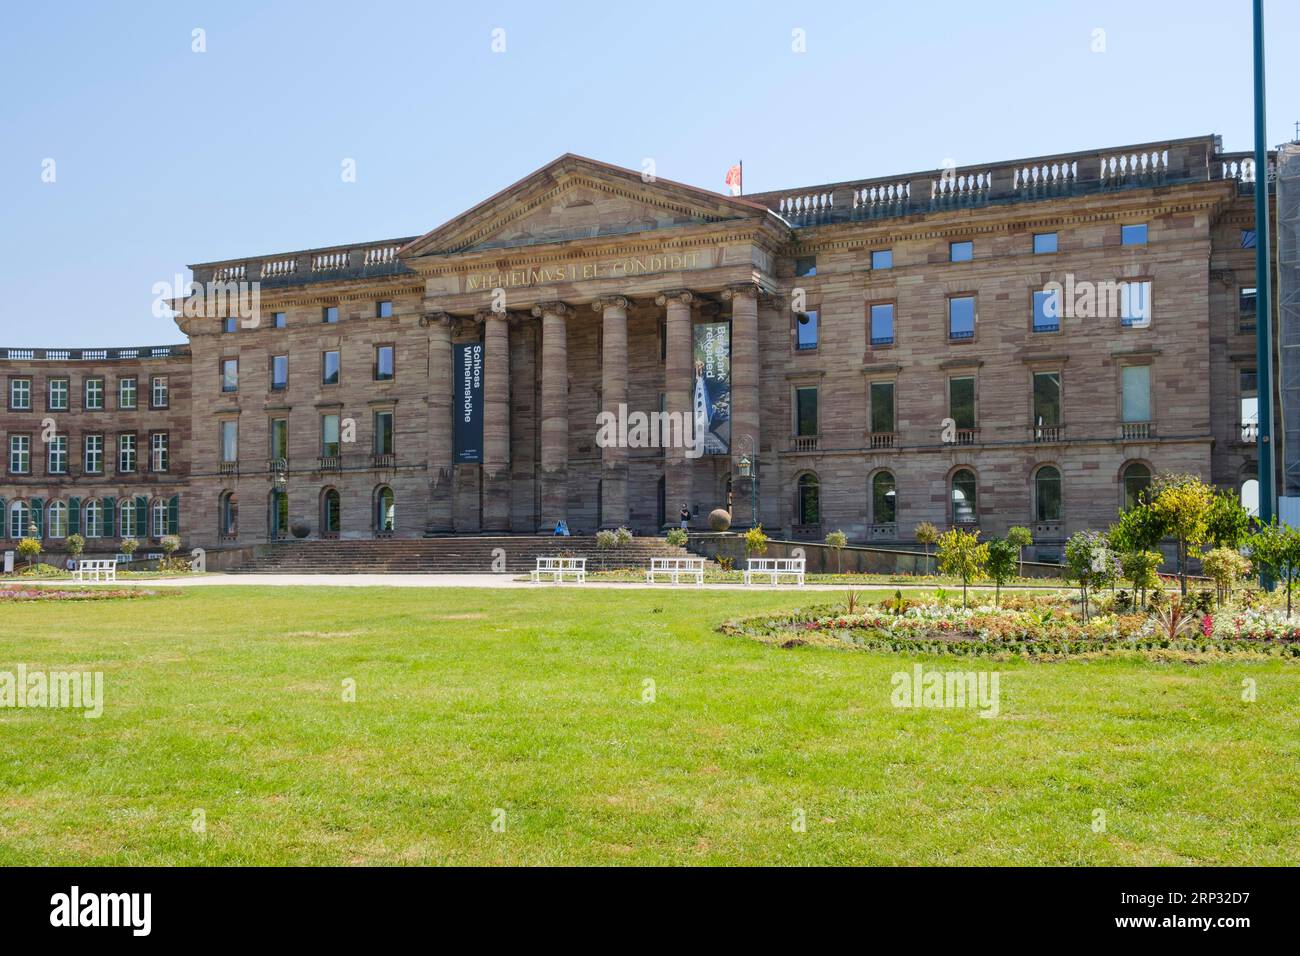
[454,341,483,464]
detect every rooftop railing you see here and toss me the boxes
[191,237,419,289]
[0,345,190,362]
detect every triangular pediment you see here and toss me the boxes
[400,155,772,258]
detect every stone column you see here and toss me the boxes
[422,311,454,533]
[532,301,570,531]
[723,284,762,528]
[593,296,630,529]
[656,290,694,529]
[481,310,512,532]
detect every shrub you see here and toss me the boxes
[1200,546,1252,605]
[1064,531,1111,622]
[744,525,768,557]
[66,533,86,558]
[595,529,618,549]
[1120,549,1163,609]
[120,537,139,557]
[716,555,734,571]
[160,534,182,555]
[665,528,688,548]
[615,527,633,546]
[17,537,42,567]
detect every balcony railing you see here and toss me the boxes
[1031,424,1064,443]
[954,428,979,446]
[267,457,289,477]
[218,461,238,476]
[869,523,897,541]
[1121,422,1153,440]
[869,432,896,450]
[372,452,396,469]
[317,455,342,473]
[1240,421,1258,443]
[792,436,820,453]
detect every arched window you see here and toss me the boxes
[9,500,30,539]
[322,489,341,535]
[220,491,239,537]
[151,499,167,538]
[47,501,68,538]
[1241,478,1260,517]
[871,471,896,525]
[796,473,820,526]
[1034,465,1062,521]
[1122,462,1152,510]
[375,486,395,533]
[951,469,977,524]
[269,490,289,538]
[84,499,103,538]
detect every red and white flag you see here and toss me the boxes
[724,162,742,196]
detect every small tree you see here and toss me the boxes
[915,522,939,575]
[1200,547,1252,606]
[825,530,847,573]
[985,537,1019,607]
[665,528,688,548]
[160,534,181,556]
[17,537,42,569]
[1120,549,1163,609]
[1246,521,1300,617]
[120,537,139,559]
[1205,489,1254,550]
[615,527,633,547]
[595,529,618,571]
[744,525,769,557]
[936,528,988,608]
[1064,530,1109,623]
[1150,476,1215,596]
[66,533,86,559]
[1006,526,1033,578]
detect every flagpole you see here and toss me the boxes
[739,159,743,196]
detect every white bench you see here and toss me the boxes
[72,559,118,583]
[646,556,705,585]
[531,556,586,584]
[743,557,805,586]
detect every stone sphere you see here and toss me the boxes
[708,509,732,532]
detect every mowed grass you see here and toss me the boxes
[0,586,1296,866]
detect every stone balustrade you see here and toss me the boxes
[0,345,189,362]
[191,237,418,288]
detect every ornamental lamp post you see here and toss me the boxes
[737,438,759,530]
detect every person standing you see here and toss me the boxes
[679,504,691,530]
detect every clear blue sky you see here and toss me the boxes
[1,0,1296,347]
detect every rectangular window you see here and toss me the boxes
[869,381,895,434]
[221,358,238,392]
[223,317,237,333]
[948,296,976,340]
[1121,223,1148,246]
[118,377,137,409]
[1239,286,1257,332]
[1033,371,1061,426]
[374,411,394,454]
[322,350,340,385]
[220,421,238,463]
[151,432,169,472]
[871,249,893,270]
[1033,232,1058,254]
[271,355,288,390]
[9,435,30,474]
[794,256,817,277]
[950,241,973,263]
[84,378,104,410]
[795,387,819,436]
[119,501,136,538]
[48,378,69,411]
[1119,280,1152,327]
[375,345,395,381]
[10,378,31,410]
[795,310,819,351]
[869,303,895,346]
[1033,289,1061,333]
[269,418,288,460]
[1240,368,1258,440]
[1121,365,1151,422]
[377,300,393,318]
[273,311,286,329]
[118,433,137,472]
[151,376,169,408]
[321,414,340,457]
[84,434,103,474]
[47,435,68,474]
[323,306,339,324]
[949,376,976,429]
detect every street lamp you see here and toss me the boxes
[737,436,759,529]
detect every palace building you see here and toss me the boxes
[0,133,1276,560]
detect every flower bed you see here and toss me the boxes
[0,586,162,602]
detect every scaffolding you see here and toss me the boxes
[1278,146,1300,515]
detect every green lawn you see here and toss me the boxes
[1,586,1296,865]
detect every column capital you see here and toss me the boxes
[721,283,767,302]
[474,308,515,324]
[591,295,631,314]
[531,301,571,319]
[418,310,455,329]
[655,289,694,307]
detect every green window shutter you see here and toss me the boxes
[30,498,44,538]
[103,497,116,537]
[0,497,6,538]
[135,496,148,534]
[168,495,180,535]
[68,497,81,536]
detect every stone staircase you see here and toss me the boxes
[224,535,693,574]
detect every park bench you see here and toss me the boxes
[645,556,705,586]
[743,557,805,587]
[531,556,586,584]
[72,559,118,583]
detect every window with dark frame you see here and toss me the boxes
[322,350,340,385]
[795,310,819,351]
[375,345,395,381]
[795,386,819,436]
[949,376,976,429]
[869,303,894,346]
[948,296,976,340]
